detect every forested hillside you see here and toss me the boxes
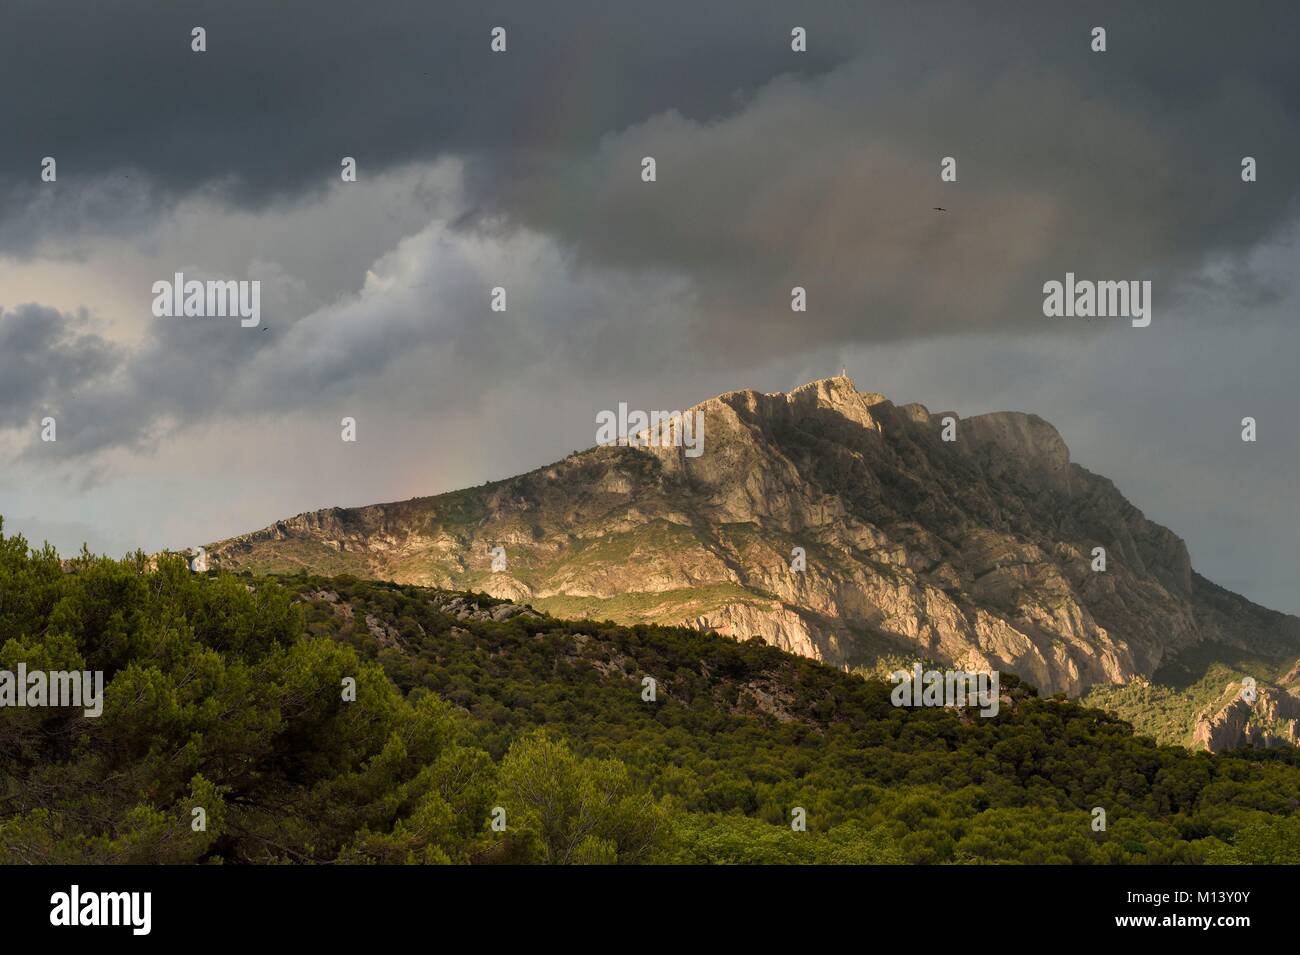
[2,521,1298,864]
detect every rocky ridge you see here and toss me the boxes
[208,376,1300,699]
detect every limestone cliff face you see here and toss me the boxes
[1192,681,1300,751]
[208,376,1300,696]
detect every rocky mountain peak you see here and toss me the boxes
[207,378,1300,701]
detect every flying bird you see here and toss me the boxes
[932,207,947,212]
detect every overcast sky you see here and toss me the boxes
[1,0,1297,613]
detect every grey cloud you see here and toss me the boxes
[6,1,1299,367]
[0,304,120,423]
[0,0,842,251]
[490,53,1300,358]
[5,1,1298,252]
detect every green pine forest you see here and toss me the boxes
[2,519,1298,865]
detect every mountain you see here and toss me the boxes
[1082,642,1300,751]
[207,375,1300,705]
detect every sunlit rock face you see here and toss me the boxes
[209,376,1300,697]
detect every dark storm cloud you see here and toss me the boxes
[0,0,841,250]
[5,0,1298,247]
[0,304,120,421]
[487,15,1300,356]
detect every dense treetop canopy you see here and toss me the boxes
[1,520,1297,864]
